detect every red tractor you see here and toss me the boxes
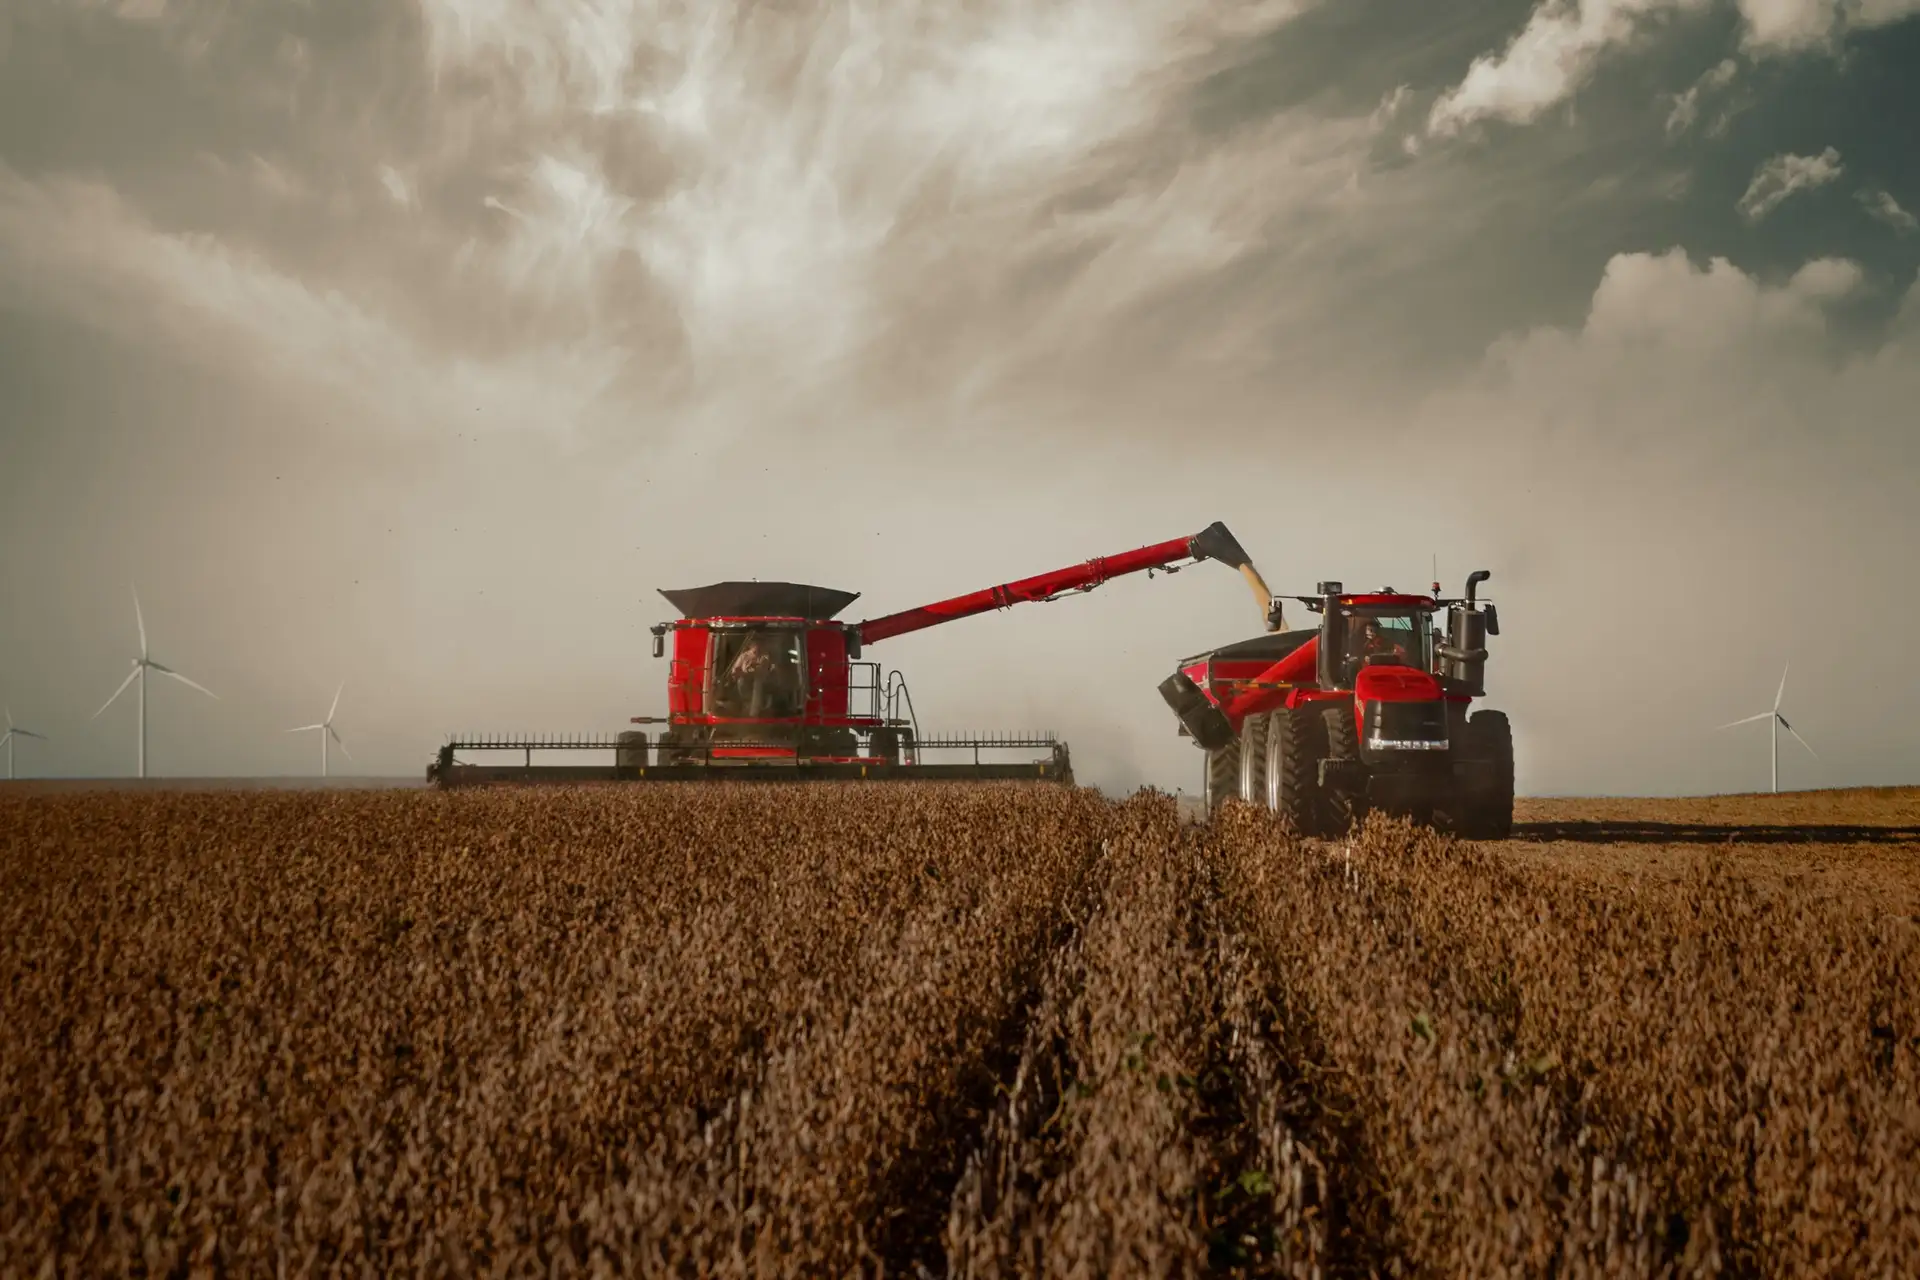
[1158,571,1511,838]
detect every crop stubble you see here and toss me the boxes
[2,782,1915,1277]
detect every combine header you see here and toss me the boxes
[429,522,1272,788]
[1159,570,1512,838]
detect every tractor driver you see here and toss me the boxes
[1354,618,1411,665]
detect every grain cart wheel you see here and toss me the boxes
[869,727,901,765]
[1262,707,1323,835]
[1319,704,1362,837]
[1205,740,1241,817]
[1458,710,1515,839]
[1239,712,1270,806]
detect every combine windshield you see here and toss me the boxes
[1342,609,1431,671]
[709,627,806,718]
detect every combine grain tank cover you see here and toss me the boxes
[658,582,862,620]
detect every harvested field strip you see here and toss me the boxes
[1317,813,1920,1275]
[946,795,1332,1278]
[1209,806,1690,1277]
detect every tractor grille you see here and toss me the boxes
[1363,699,1449,751]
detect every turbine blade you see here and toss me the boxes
[94,667,140,719]
[327,681,344,723]
[4,707,10,729]
[134,587,148,659]
[1713,712,1772,730]
[1782,717,1817,758]
[15,729,46,740]
[287,724,324,733]
[329,725,352,761]
[1774,662,1788,712]
[157,668,219,699]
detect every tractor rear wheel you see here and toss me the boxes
[1239,713,1270,806]
[1319,704,1362,837]
[1205,741,1240,817]
[1262,707,1323,835]
[1457,710,1515,839]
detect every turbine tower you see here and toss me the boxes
[2,708,47,781]
[287,682,352,777]
[92,587,218,778]
[1715,662,1815,794]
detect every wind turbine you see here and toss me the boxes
[1715,662,1815,794]
[2,708,47,780]
[92,587,219,778]
[287,682,351,777]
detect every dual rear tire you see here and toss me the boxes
[1207,706,1324,834]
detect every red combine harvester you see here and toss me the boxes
[1158,571,1512,837]
[428,521,1273,787]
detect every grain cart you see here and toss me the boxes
[1158,571,1511,837]
[429,522,1274,787]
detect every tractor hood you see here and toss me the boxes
[1354,665,1442,702]
[658,582,862,620]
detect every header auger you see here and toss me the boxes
[429,522,1272,788]
[1160,570,1512,838]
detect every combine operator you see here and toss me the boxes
[724,634,800,719]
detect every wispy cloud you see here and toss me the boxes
[1738,0,1920,52]
[1663,57,1739,137]
[403,0,1332,407]
[1427,0,1711,137]
[0,162,628,443]
[1736,146,1844,221]
[1858,187,1918,233]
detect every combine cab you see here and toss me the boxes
[1159,571,1512,838]
[429,522,1271,788]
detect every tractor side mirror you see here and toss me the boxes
[1484,604,1499,636]
[651,628,666,658]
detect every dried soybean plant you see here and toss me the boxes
[3,783,1914,1278]
[0,784,1106,1277]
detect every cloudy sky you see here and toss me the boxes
[2,0,1917,796]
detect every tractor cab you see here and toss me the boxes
[1299,584,1441,691]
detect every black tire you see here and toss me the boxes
[869,727,900,764]
[1263,707,1324,835]
[616,730,650,771]
[1458,710,1515,839]
[1206,741,1240,816]
[1319,704,1361,837]
[1239,713,1270,806]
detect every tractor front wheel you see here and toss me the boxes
[1263,707,1323,835]
[1456,710,1515,839]
[1319,704,1362,837]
